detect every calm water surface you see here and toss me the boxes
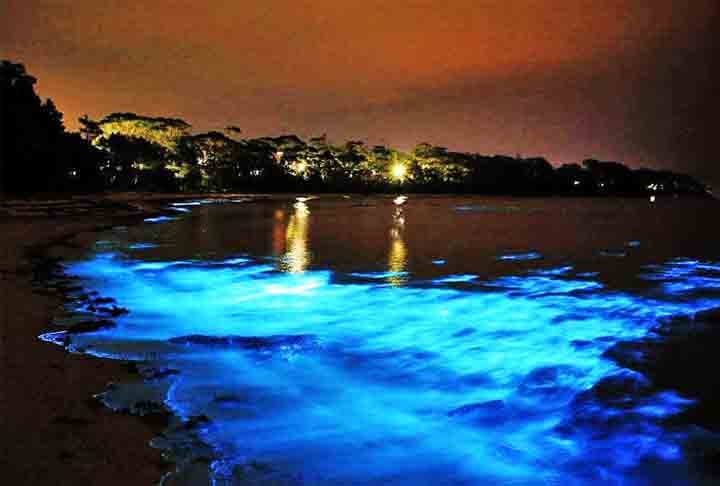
[48,196,720,485]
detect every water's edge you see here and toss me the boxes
[30,196,720,485]
[37,248,720,485]
[34,250,217,485]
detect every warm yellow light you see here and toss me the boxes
[387,218,407,287]
[281,203,310,273]
[391,163,407,181]
[393,195,407,206]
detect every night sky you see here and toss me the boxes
[3,1,718,185]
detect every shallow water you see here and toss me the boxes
[47,196,720,485]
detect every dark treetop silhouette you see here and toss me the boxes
[1,61,710,197]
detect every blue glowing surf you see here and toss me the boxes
[43,197,720,485]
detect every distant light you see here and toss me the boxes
[573,180,580,186]
[393,195,408,206]
[293,201,309,213]
[391,163,407,181]
[650,195,656,203]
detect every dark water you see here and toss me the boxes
[44,196,720,485]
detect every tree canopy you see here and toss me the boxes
[1,60,711,197]
[1,61,103,193]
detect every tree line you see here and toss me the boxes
[1,60,710,197]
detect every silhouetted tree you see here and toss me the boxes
[79,114,102,141]
[1,60,103,193]
[97,134,173,190]
[556,163,594,193]
[583,158,639,194]
[2,60,710,197]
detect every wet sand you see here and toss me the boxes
[0,194,236,485]
[0,192,342,485]
[0,201,166,484]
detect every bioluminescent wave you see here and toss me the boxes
[35,197,720,484]
[50,247,720,485]
[144,215,177,223]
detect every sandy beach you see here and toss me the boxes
[1,193,301,485]
[0,195,207,485]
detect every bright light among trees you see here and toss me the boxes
[391,163,407,181]
[293,160,308,175]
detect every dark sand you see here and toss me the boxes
[0,199,169,485]
[0,192,338,485]
[0,194,237,485]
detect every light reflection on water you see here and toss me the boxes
[387,206,408,286]
[48,197,720,485]
[278,202,311,274]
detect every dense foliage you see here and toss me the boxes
[1,61,710,196]
[1,61,104,193]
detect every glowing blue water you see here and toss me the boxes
[49,199,720,485]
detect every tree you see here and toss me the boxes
[186,131,239,190]
[224,125,242,139]
[1,60,103,193]
[583,158,639,193]
[97,134,171,190]
[79,114,102,141]
[89,112,191,152]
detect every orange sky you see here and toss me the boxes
[2,0,718,184]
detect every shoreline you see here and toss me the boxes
[0,196,182,485]
[3,193,720,484]
[0,191,446,485]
